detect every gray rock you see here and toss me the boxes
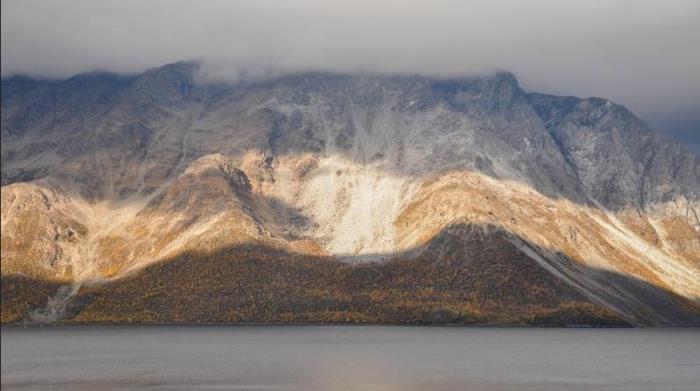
[2,62,697,211]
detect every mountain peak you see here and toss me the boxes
[132,61,200,102]
[145,61,200,77]
[492,71,519,87]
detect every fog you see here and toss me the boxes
[2,0,698,151]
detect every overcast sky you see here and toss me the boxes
[2,0,699,153]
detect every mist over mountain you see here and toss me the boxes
[2,0,699,154]
[1,62,698,326]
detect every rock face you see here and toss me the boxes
[1,62,699,325]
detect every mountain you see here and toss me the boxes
[1,62,699,325]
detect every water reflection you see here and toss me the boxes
[2,326,699,390]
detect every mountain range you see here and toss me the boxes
[1,62,698,325]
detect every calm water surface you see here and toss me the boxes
[1,326,699,390]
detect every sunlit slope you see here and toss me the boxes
[2,154,698,324]
[1,64,698,324]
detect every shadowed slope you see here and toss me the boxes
[3,223,697,326]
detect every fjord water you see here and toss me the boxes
[2,326,698,390]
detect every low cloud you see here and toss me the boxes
[2,0,699,148]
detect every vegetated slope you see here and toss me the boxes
[70,225,635,326]
[1,62,698,325]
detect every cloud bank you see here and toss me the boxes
[2,0,699,150]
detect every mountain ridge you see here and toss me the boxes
[1,62,698,325]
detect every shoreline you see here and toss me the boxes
[6,322,691,329]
